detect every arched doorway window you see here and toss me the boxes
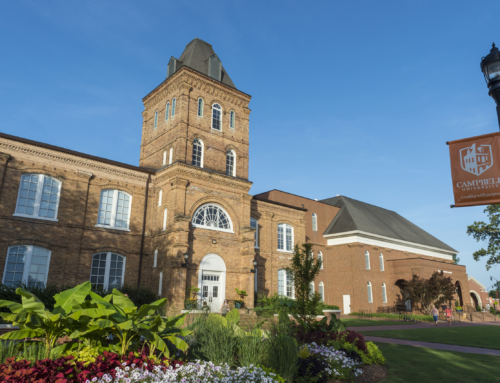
[198,254,226,312]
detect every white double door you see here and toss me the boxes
[201,272,223,312]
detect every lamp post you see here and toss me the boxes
[480,43,500,128]
[181,252,189,268]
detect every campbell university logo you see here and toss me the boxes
[460,143,493,176]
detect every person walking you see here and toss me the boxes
[431,305,439,326]
[220,299,230,316]
[444,305,452,326]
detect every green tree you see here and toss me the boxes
[402,271,455,314]
[489,281,500,298]
[467,204,500,270]
[452,254,460,264]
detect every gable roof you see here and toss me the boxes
[321,195,457,252]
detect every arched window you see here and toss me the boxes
[309,281,314,298]
[278,223,294,252]
[318,251,323,270]
[367,281,373,303]
[158,189,162,206]
[154,111,158,129]
[165,103,170,120]
[163,150,167,165]
[278,269,294,298]
[212,103,222,131]
[158,271,163,296]
[192,138,204,168]
[250,217,259,248]
[379,253,384,271]
[90,252,125,289]
[198,98,204,117]
[226,149,236,176]
[312,213,318,231]
[319,281,325,302]
[365,251,370,270]
[153,249,158,268]
[382,283,387,303]
[2,245,51,287]
[229,110,235,129]
[171,98,176,117]
[169,147,173,165]
[192,204,233,233]
[15,174,62,220]
[97,190,132,230]
[163,208,167,231]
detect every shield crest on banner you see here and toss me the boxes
[460,143,493,176]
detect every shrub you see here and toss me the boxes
[349,312,434,322]
[361,342,385,365]
[296,356,329,383]
[0,355,82,382]
[264,331,299,383]
[238,328,264,367]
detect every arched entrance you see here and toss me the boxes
[455,281,464,307]
[198,254,226,312]
[470,290,481,308]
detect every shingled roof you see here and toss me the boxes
[321,196,457,252]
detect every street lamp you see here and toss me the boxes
[480,43,500,128]
[181,252,189,268]
[251,260,257,273]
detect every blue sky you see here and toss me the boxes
[1,1,499,290]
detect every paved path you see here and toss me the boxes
[364,335,500,356]
[347,320,500,332]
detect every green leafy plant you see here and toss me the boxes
[235,288,248,300]
[238,328,264,367]
[264,330,299,383]
[254,293,298,317]
[186,286,200,300]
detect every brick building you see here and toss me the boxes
[0,38,471,313]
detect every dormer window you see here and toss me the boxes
[167,57,177,78]
[212,104,222,131]
[208,55,221,81]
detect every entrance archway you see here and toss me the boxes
[198,254,226,312]
[470,290,481,308]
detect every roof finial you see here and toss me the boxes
[493,42,496,48]
[491,43,499,53]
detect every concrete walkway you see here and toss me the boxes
[347,320,500,332]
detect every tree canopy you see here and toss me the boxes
[467,204,500,270]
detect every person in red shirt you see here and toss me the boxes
[444,306,452,326]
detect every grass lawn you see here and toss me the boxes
[364,325,500,349]
[342,318,414,327]
[376,343,500,383]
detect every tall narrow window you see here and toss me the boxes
[318,251,323,270]
[309,281,314,298]
[367,281,373,303]
[153,249,158,268]
[226,149,236,176]
[212,103,222,131]
[158,271,163,296]
[158,189,162,206]
[229,110,235,129]
[365,251,370,270]
[154,111,158,129]
[163,208,167,231]
[169,147,173,165]
[278,269,294,298]
[192,138,204,167]
[382,283,387,303]
[312,213,318,231]
[250,217,259,248]
[97,190,132,230]
[379,253,384,271]
[319,281,325,302]
[163,150,167,165]
[278,223,294,252]
[90,252,125,289]
[2,245,51,287]
[198,98,204,117]
[165,103,170,120]
[15,174,62,220]
[171,98,176,117]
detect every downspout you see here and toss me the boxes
[137,173,151,286]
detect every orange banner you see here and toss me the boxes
[449,131,500,207]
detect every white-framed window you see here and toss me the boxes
[319,281,324,302]
[14,174,62,221]
[198,98,204,117]
[382,283,387,303]
[158,271,163,296]
[278,269,294,298]
[365,251,370,270]
[278,223,294,252]
[309,281,314,298]
[154,111,158,129]
[250,217,259,248]
[312,213,318,231]
[153,249,158,268]
[212,103,222,131]
[90,252,125,290]
[192,138,204,168]
[367,281,373,303]
[226,149,236,176]
[165,103,170,120]
[96,190,132,230]
[379,253,384,271]
[171,98,176,117]
[318,251,323,270]
[163,208,167,231]
[229,110,235,129]
[163,150,167,165]
[169,147,173,165]
[2,245,51,287]
[191,203,233,233]
[158,189,162,206]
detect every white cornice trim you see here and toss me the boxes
[468,276,486,291]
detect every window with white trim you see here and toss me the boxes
[15,174,62,220]
[158,189,162,206]
[163,150,167,165]
[169,147,173,165]
[367,281,373,303]
[379,253,384,271]
[278,223,294,252]
[212,103,222,131]
[229,110,235,129]
[198,98,204,117]
[278,269,294,298]
[2,245,51,287]
[250,217,259,248]
[382,283,387,303]
[192,204,232,232]
[154,111,158,129]
[319,281,324,301]
[312,213,318,231]
[192,138,204,168]
[318,251,323,270]
[153,249,158,268]
[165,103,170,120]
[365,251,370,270]
[171,98,176,117]
[97,190,132,230]
[163,208,167,231]
[90,252,125,289]
[309,281,314,298]
[158,271,163,296]
[226,149,236,176]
